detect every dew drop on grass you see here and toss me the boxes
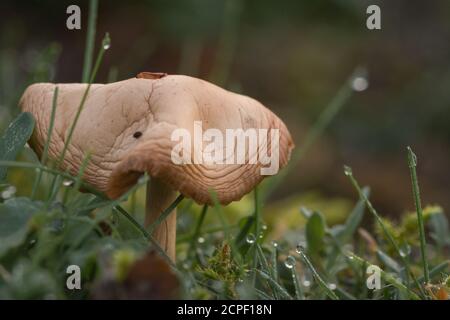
[303,280,311,287]
[271,240,278,248]
[261,224,267,231]
[351,76,369,92]
[400,244,411,258]
[1,186,16,199]
[197,237,205,244]
[182,262,191,270]
[343,165,353,176]
[409,150,418,167]
[62,180,74,187]
[284,255,296,269]
[137,175,148,184]
[328,283,337,290]
[295,243,305,254]
[259,229,265,239]
[246,233,256,244]
[102,33,111,50]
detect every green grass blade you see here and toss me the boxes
[255,243,270,270]
[254,186,261,240]
[416,260,449,286]
[82,0,99,83]
[407,146,430,284]
[146,194,184,234]
[0,160,100,196]
[326,187,370,270]
[291,267,305,300]
[209,190,231,241]
[31,87,59,199]
[256,270,293,300]
[305,211,326,257]
[234,216,254,248]
[340,186,370,242]
[348,253,421,300]
[113,205,177,270]
[254,288,274,300]
[48,33,110,200]
[62,152,91,205]
[208,0,242,86]
[344,165,428,298]
[188,204,208,258]
[297,249,339,300]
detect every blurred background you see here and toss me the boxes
[0,0,449,222]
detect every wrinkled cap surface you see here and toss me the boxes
[20,73,294,205]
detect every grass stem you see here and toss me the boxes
[31,86,58,199]
[188,204,208,258]
[344,165,428,298]
[47,33,110,201]
[82,0,99,83]
[146,194,184,234]
[407,146,429,284]
[297,250,339,300]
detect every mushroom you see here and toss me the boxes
[19,72,294,261]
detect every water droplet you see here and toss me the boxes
[261,224,268,231]
[137,175,148,184]
[300,207,313,218]
[102,33,111,50]
[246,233,256,244]
[271,240,278,248]
[1,186,16,199]
[62,180,74,187]
[407,147,418,167]
[411,153,417,166]
[182,262,191,270]
[343,165,353,176]
[303,280,311,287]
[328,283,337,290]
[400,244,411,258]
[258,229,265,239]
[284,255,296,269]
[351,76,369,92]
[295,243,305,254]
[197,237,205,244]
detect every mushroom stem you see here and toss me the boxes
[145,178,177,261]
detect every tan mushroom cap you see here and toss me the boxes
[20,73,294,205]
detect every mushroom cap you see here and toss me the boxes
[20,73,294,205]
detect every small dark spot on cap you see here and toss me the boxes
[133,131,143,139]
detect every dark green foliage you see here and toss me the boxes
[0,112,34,181]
